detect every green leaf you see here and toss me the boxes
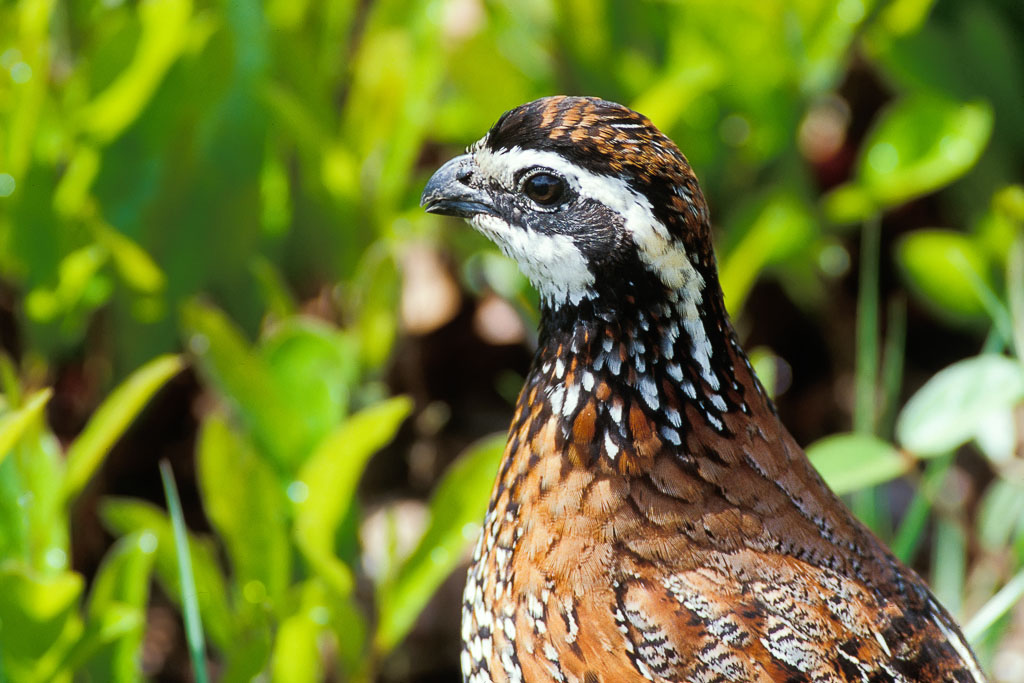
[75,532,158,681]
[79,0,195,143]
[294,396,413,596]
[0,388,52,466]
[261,318,360,453]
[63,354,184,503]
[92,220,166,294]
[807,433,911,494]
[720,190,817,314]
[859,96,993,206]
[271,614,321,683]
[0,565,83,667]
[375,433,504,654]
[824,97,993,221]
[182,301,305,471]
[976,480,1024,553]
[897,355,1024,456]
[197,412,290,607]
[897,229,994,320]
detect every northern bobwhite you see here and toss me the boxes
[421,96,986,683]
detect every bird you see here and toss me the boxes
[420,96,986,683]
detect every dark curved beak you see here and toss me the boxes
[420,154,495,218]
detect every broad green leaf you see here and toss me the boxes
[897,355,1024,456]
[375,434,504,654]
[897,230,993,320]
[351,249,400,370]
[807,433,910,494]
[182,301,304,471]
[261,318,360,453]
[859,97,992,205]
[332,593,369,678]
[294,396,412,596]
[19,428,72,575]
[197,412,290,606]
[63,355,184,503]
[0,565,83,664]
[271,614,321,683]
[824,97,993,222]
[100,498,233,650]
[0,388,51,466]
[973,409,1018,465]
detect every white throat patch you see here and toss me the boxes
[470,212,596,306]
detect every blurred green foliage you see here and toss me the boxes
[1,0,1023,679]
[0,354,181,680]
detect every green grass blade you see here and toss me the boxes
[932,515,966,618]
[890,456,952,562]
[852,217,883,531]
[854,216,881,435]
[963,567,1024,643]
[879,297,907,439]
[159,460,209,683]
[1009,235,1024,360]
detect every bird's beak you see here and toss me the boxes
[420,154,495,218]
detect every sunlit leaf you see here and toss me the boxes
[897,355,1024,456]
[0,565,83,665]
[807,433,910,494]
[261,318,360,452]
[859,96,993,206]
[63,355,184,503]
[79,0,195,143]
[824,97,993,222]
[92,220,166,294]
[0,388,52,466]
[76,531,158,680]
[271,614,321,683]
[197,412,290,606]
[182,301,305,470]
[720,190,817,313]
[294,396,412,597]
[897,229,994,320]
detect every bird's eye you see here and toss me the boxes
[523,173,566,207]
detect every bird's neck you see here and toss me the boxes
[511,281,775,475]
